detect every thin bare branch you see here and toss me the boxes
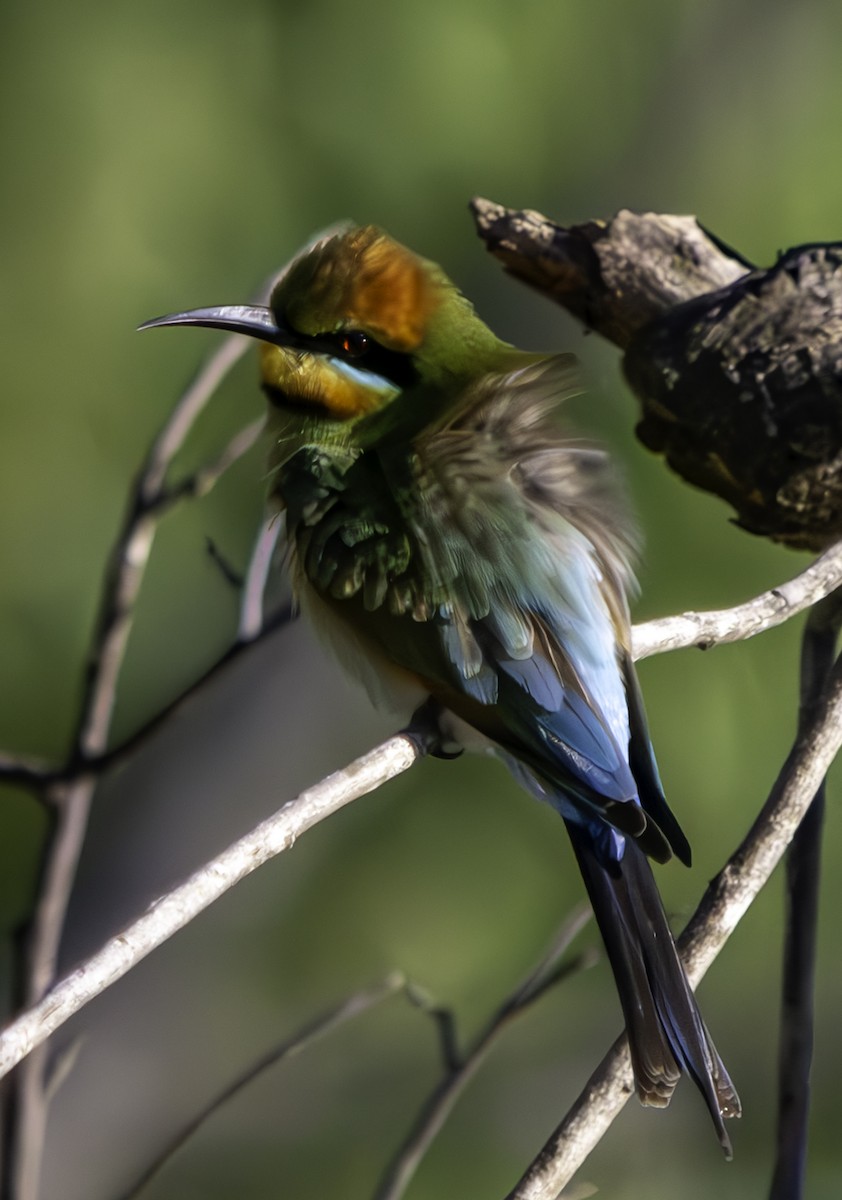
[0,734,423,1083]
[4,294,279,1200]
[139,326,264,499]
[118,911,594,1200]
[152,416,266,512]
[77,370,267,766]
[0,753,53,791]
[770,590,842,1200]
[632,540,842,660]
[239,518,284,642]
[772,791,824,1200]
[94,603,294,777]
[3,542,837,788]
[374,905,595,1200]
[506,651,842,1200]
[0,601,295,797]
[2,227,359,1200]
[0,549,837,1083]
[118,974,407,1200]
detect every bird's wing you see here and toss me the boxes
[298,355,683,862]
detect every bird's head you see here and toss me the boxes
[141,226,509,451]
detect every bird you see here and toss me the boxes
[141,224,740,1152]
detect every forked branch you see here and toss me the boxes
[506,648,842,1199]
[0,550,839,1093]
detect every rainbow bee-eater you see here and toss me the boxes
[142,226,740,1151]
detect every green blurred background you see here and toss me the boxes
[2,1,842,1196]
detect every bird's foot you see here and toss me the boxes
[402,698,464,760]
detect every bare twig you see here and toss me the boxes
[1,552,839,1085]
[2,226,352,1200]
[0,753,53,791]
[770,590,842,1199]
[506,650,842,1200]
[117,974,407,1200]
[0,556,834,1200]
[771,791,825,1200]
[0,734,424,1083]
[3,543,838,790]
[75,347,268,767]
[3,304,275,1200]
[0,600,295,794]
[154,416,265,513]
[631,540,842,660]
[92,601,294,777]
[239,518,284,642]
[373,906,595,1200]
[119,908,593,1200]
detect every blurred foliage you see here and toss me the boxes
[2,0,842,1197]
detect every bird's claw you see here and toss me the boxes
[402,698,464,760]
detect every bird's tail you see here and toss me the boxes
[566,822,741,1155]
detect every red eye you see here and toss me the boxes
[340,331,369,357]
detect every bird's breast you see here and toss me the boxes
[292,562,429,715]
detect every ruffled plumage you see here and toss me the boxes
[280,351,739,1149]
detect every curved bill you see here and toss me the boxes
[138,304,296,348]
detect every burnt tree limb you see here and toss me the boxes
[471,198,842,550]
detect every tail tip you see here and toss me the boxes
[714,1084,742,1159]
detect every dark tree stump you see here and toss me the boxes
[472,198,842,549]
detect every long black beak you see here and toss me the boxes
[139,304,297,348]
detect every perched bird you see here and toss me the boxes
[142,226,740,1151]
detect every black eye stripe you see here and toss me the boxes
[337,337,418,388]
[261,329,419,415]
[274,315,421,390]
[309,327,418,388]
